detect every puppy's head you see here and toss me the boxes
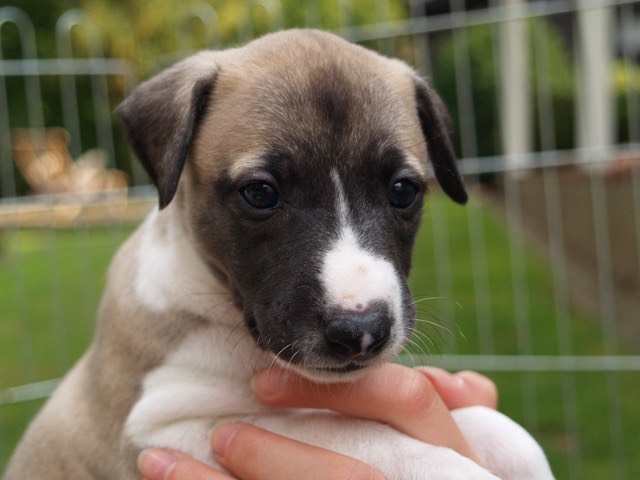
[117,29,466,380]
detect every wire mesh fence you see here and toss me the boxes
[1,1,639,478]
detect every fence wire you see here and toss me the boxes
[1,1,639,478]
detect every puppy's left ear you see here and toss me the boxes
[414,78,468,204]
[116,53,218,209]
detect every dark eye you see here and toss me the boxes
[240,182,280,209]
[389,179,418,209]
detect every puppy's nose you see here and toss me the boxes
[325,308,391,360]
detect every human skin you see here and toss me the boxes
[138,364,498,480]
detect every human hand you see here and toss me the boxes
[138,364,497,480]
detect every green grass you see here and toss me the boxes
[408,194,639,479]
[0,225,133,469]
[1,194,638,478]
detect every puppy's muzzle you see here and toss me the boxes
[325,304,391,361]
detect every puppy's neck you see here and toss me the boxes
[131,205,236,323]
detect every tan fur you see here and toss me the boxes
[193,30,428,183]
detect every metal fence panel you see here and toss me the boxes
[1,1,639,478]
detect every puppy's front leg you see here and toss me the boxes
[252,412,500,480]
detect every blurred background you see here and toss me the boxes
[1,0,639,477]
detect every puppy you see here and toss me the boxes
[5,30,553,479]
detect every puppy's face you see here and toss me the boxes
[117,30,467,380]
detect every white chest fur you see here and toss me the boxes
[132,207,234,320]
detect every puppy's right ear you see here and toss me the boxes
[413,78,468,205]
[116,53,218,209]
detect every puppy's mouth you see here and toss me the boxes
[316,362,363,373]
[290,360,369,377]
[268,342,380,377]
[276,357,378,382]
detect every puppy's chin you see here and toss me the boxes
[273,356,385,383]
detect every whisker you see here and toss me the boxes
[250,344,270,372]
[268,342,294,373]
[414,316,454,336]
[227,322,253,357]
[282,341,303,373]
[411,327,436,350]
[397,344,417,368]
[411,295,450,305]
[404,334,430,358]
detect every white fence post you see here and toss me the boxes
[576,0,615,161]
[500,0,531,170]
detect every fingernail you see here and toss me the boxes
[212,423,241,459]
[251,369,289,396]
[138,449,176,480]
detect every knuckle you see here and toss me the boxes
[394,370,439,416]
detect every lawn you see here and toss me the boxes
[0,192,638,478]
[0,224,133,469]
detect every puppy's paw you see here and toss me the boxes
[453,406,555,480]
[391,445,500,480]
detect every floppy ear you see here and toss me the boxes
[116,53,218,209]
[414,78,468,204]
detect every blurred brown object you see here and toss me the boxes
[11,128,129,195]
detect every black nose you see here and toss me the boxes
[325,307,391,360]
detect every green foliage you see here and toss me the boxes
[613,60,640,143]
[0,0,78,58]
[431,18,640,158]
[430,24,500,157]
[431,19,577,158]
[1,0,408,197]
[79,0,408,78]
[4,1,636,195]
[0,0,410,193]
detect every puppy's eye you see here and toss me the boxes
[389,179,418,209]
[240,182,280,209]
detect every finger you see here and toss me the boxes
[417,367,498,409]
[252,364,482,464]
[212,423,385,480]
[138,448,235,480]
